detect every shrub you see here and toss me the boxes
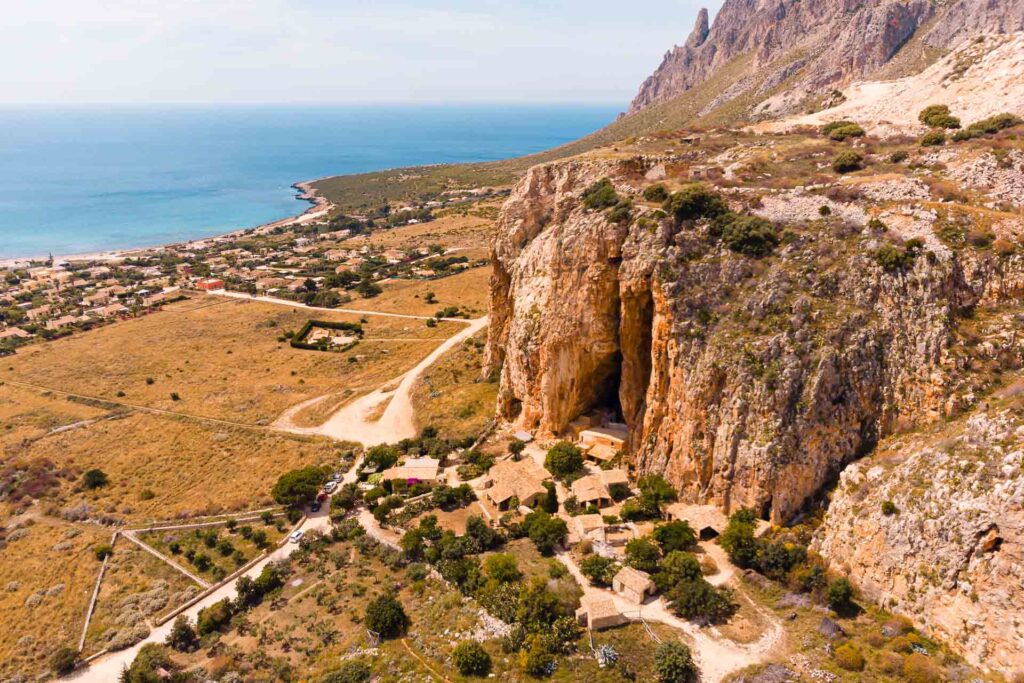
[521,511,568,555]
[94,544,113,561]
[882,500,899,516]
[834,643,866,671]
[903,652,942,683]
[666,579,735,623]
[832,151,864,173]
[822,120,859,136]
[655,641,699,683]
[716,214,779,257]
[364,595,409,638]
[918,105,961,129]
[82,468,109,489]
[664,184,729,223]
[827,577,855,611]
[719,509,759,568]
[321,661,371,683]
[825,122,866,141]
[544,441,583,478]
[889,150,909,163]
[920,130,946,147]
[485,553,521,583]
[50,647,78,675]
[452,641,492,676]
[582,178,620,210]
[874,243,916,273]
[961,112,1024,138]
[643,184,669,202]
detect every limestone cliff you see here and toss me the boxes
[486,136,1024,525]
[815,408,1024,674]
[628,0,1024,117]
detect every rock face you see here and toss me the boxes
[815,410,1024,675]
[486,142,1024,525]
[628,0,1024,116]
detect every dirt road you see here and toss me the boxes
[275,316,488,445]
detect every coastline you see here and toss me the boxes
[0,180,334,269]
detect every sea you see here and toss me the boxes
[0,104,619,259]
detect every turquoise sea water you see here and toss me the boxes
[0,105,618,259]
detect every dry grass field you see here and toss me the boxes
[411,329,497,440]
[0,382,109,454]
[4,297,459,425]
[25,412,342,523]
[353,266,491,318]
[0,517,108,680]
[82,539,200,656]
[339,208,497,260]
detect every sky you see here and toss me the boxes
[0,0,721,106]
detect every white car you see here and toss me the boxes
[324,481,338,494]
[288,530,304,544]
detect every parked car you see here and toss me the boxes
[288,530,304,543]
[316,492,328,503]
[310,501,321,513]
[324,481,338,494]
[331,472,342,482]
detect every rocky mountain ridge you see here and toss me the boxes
[628,0,1024,119]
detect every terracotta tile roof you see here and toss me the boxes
[614,566,654,594]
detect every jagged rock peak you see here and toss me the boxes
[626,0,1024,117]
[685,7,710,48]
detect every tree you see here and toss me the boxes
[827,578,855,612]
[507,439,526,458]
[655,641,699,683]
[666,579,735,623]
[271,466,327,507]
[165,615,199,652]
[582,178,620,210]
[196,598,233,635]
[654,551,703,592]
[542,481,558,513]
[50,647,78,675]
[465,515,501,552]
[580,555,618,587]
[643,184,669,202]
[625,537,661,573]
[544,441,583,478]
[719,509,758,568]
[82,468,109,489]
[652,521,697,553]
[485,553,521,583]
[123,644,175,683]
[521,511,567,555]
[452,641,492,676]
[364,595,409,638]
[716,214,779,257]
[515,578,563,631]
[94,544,113,561]
[321,661,371,683]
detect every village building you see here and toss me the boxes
[381,457,442,486]
[663,503,771,541]
[577,425,628,463]
[0,328,30,341]
[46,315,80,331]
[612,566,656,604]
[482,458,551,511]
[570,468,630,509]
[575,595,627,631]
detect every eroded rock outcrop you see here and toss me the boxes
[815,408,1024,675]
[628,0,1024,117]
[487,142,1024,525]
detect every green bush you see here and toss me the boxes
[666,578,736,623]
[834,643,866,671]
[521,511,568,555]
[962,112,1024,138]
[882,500,899,516]
[196,598,234,635]
[663,184,729,223]
[719,509,758,567]
[485,553,521,583]
[825,122,866,141]
[364,595,409,638]
[165,615,199,652]
[874,243,916,273]
[832,151,864,173]
[652,520,697,552]
[452,641,492,676]
[50,647,78,675]
[643,184,669,202]
[920,130,946,147]
[94,544,113,561]
[82,468,108,489]
[321,660,371,683]
[827,577,855,611]
[582,178,620,210]
[919,105,961,129]
[625,537,661,573]
[889,150,909,163]
[716,214,779,257]
[271,466,328,507]
[655,641,699,683]
[580,554,619,586]
[902,652,941,683]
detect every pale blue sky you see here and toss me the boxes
[0,0,721,105]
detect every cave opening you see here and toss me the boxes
[590,350,625,424]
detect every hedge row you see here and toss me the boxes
[290,319,365,351]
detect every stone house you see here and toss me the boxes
[612,566,655,604]
[575,595,627,631]
[483,458,551,511]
